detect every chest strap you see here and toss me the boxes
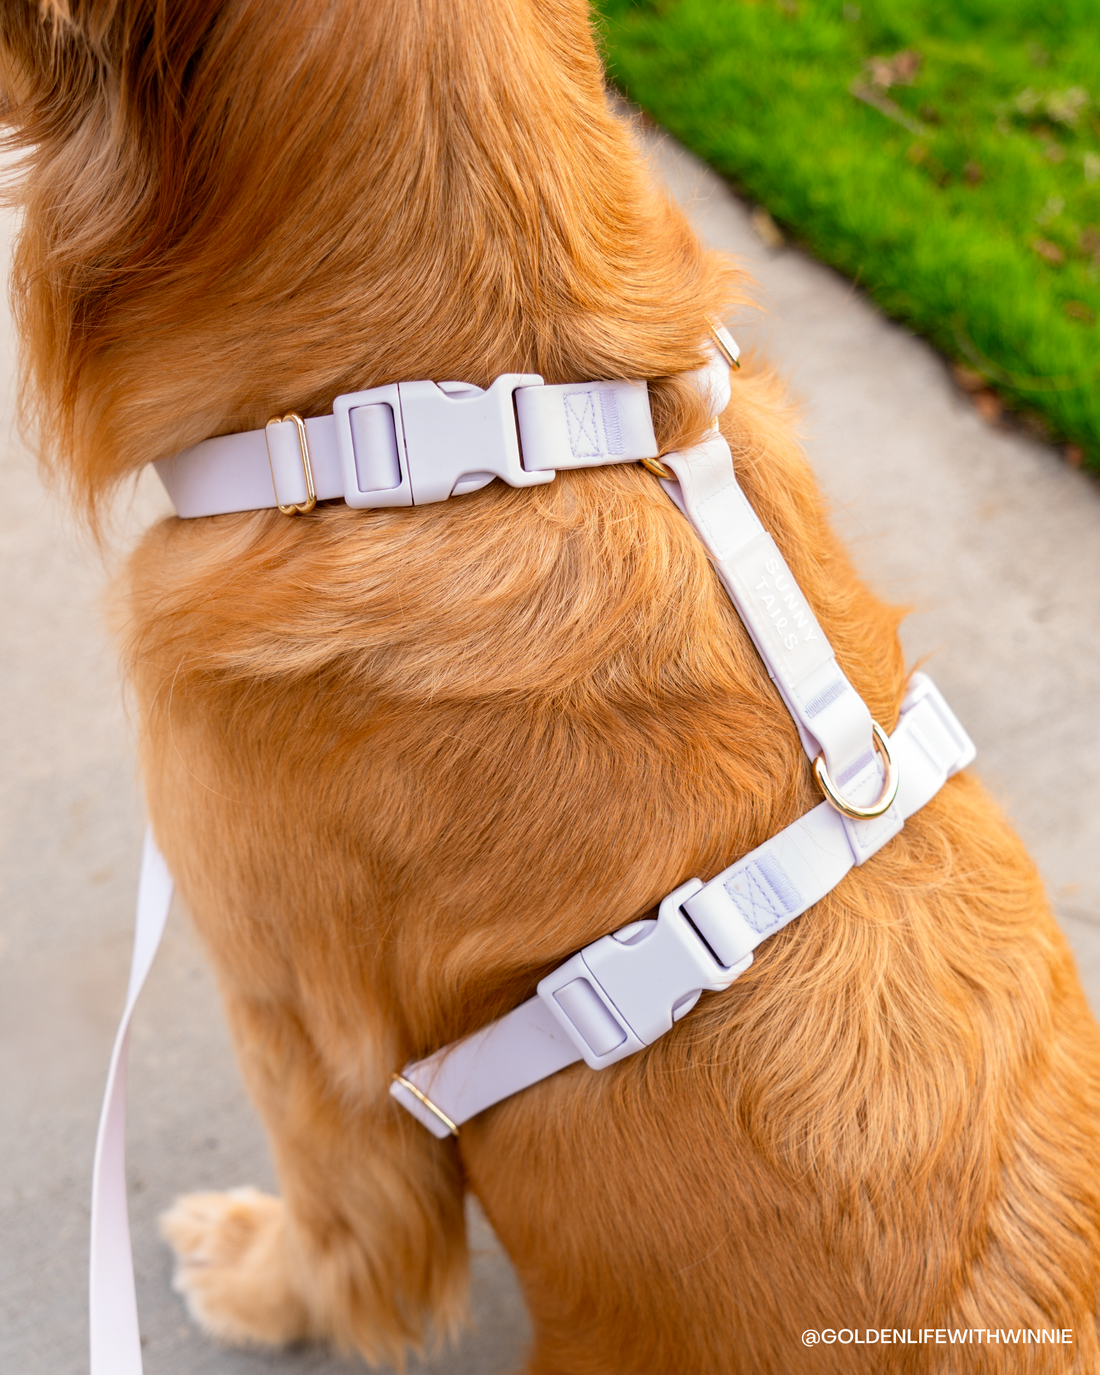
[390,672,974,1138]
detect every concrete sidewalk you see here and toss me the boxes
[2,117,1099,1375]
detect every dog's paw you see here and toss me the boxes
[159,1187,310,1347]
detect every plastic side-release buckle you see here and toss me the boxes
[333,375,553,508]
[536,879,753,1071]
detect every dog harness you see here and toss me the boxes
[90,326,974,1372]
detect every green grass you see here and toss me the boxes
[597,0,1100,469]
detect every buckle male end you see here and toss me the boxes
[537,879,752,1071]
[333,375,550,510]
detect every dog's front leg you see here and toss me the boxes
[160,984,469,1363]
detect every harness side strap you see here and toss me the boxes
[389,673,975,1137]
[89,827,173,1375]
[390,998,583,1139]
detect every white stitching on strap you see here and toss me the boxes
[803,678,849,718]
[598,388,624,454]
[725,854,801,934]
[565,391,602,457]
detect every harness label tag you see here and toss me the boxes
[723,533,833,691]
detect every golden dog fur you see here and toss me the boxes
[5,1,1100,1370]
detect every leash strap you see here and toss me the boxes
[89,828,173,1375]
[390,671,975,1137]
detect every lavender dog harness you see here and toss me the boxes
[90,326,974,1371]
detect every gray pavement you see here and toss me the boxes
[3,116,1099,1374]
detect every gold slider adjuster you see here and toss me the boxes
[640,455,676,480]
[391,1073,459,1137]
[710,321,741,369]
[265,412,317,515]
[640,323,740,482]
[814,721,899,821]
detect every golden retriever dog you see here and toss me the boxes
[5,1,1100,1370]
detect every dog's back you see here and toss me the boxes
[5,2,1100,1369]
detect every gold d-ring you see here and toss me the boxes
[814,722,899,820]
